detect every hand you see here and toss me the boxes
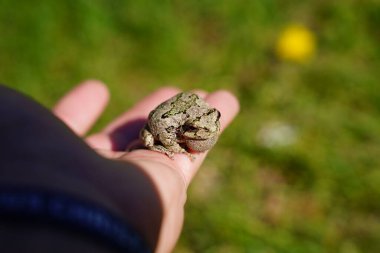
[54,80,239,252]
[0,81,239,253]
[54,80,239,183]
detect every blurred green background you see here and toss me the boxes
[1,0,380,252]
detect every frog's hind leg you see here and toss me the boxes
[142,129,195,160]
[159,132,197,160]
[140,128,175,158]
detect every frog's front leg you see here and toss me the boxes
[140,127,175,158]
[140,126,155,148]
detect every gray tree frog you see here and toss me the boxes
[140,92,221,159]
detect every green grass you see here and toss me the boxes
[1,0,380,252]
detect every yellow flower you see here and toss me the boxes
[275,24,316,63]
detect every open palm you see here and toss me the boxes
[52,80,239,253]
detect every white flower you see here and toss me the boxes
[257,121,297,148]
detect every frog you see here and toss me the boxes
[140,92,221,160]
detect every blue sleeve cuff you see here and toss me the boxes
[0,187,151,253]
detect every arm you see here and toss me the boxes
[0,81,239,252]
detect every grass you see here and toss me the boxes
[1,0,380,252]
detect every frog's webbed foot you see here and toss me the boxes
[187,153,196,161]
[152,144,196,161]
[151,143,196,161]
[162,141,196,161]
[148,145,175,159]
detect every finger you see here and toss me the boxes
[205,90,240,131]
[53,80,109,136]
[86,87,181,150]
[104,87,181,133]
[191,89,208,99]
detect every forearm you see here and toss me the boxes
[0,85,162,252]
[0,152,164,252]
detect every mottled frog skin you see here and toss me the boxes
[140,92,221,159]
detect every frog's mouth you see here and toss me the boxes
[178,125,216,141]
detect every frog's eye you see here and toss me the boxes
[216,110,221,120]
[183,125,197,132]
